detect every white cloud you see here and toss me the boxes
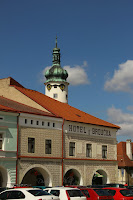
[127,105,133,111]
[40,66,51,83]
[40,61,90,86]
[64,64,90,86]
[104,60,133,92]
[107,106,133,136]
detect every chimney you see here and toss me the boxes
[126,139,132,160]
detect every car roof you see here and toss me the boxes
[2,188,40,192]
[48,187,80,190]
[104,187,128,190]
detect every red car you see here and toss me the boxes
[104,187,133,200]
[65,186,113,200]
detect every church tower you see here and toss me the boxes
[45,38,69,103]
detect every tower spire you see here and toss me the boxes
[56,35,57,48]
[44,38,69,103]
[52,36,60,65]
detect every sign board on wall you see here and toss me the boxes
[64,122,116,139]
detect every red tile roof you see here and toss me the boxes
[0,96,57,118]
[9,77,24,88]
[0,104,16,112]
[117,142,133,167]
[11,84,120,129]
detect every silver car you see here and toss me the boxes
[44,187,87,200]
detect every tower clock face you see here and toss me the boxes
[47,84,52,91]
[47,83,65,91]
[59,84,65,91]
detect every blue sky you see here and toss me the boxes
[1,0,133,142]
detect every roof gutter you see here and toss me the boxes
[16,113,20,184]
[62,118,64,186]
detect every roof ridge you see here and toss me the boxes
[0,96,59,118]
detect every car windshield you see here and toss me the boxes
[28,189,51,196]
[94,189,112,196]
[67,190,84,197]
[120,189,133,197]
[105,189,116,196]
[81,189,90,197]
[50,190,60,196]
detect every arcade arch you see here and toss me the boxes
[92,169,108,185]
[0,166,8,187]
[63,168,82,186]
[21,165,52,186]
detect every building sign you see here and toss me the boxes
[68,124,112,137]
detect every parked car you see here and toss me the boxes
[0,188,60,200]
[60,186,113,200]
[44,186,87,200]
[104,187,133,200]
[79,188,114,200]
[68,187,113,200]
[0,187,9,193]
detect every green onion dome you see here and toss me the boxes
[45,37,68,82]
[45,65,68,82]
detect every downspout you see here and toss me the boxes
[16,113,20,184]
[62,118,65,185]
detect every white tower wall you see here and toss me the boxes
[45,82,68,103]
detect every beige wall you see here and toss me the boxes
[17,159,62,186]
[17,159,118,186]
[0,78,49,112]
[64,133,117,160]
[19,127,62,157]
[17,126,118,186]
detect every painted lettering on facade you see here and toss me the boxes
[68,125,112,137]
[69,125,86,133]
[92,128,111,136]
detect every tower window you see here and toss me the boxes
[25,119,27,124]
[53,93,58,99]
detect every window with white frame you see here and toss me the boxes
[0,133,3,150]
[0,117,4,121]
[69,142,75,156]
[102,145,107,158]
[45,140,52,154]
[86,144,92,158]
[28,137,35,153]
